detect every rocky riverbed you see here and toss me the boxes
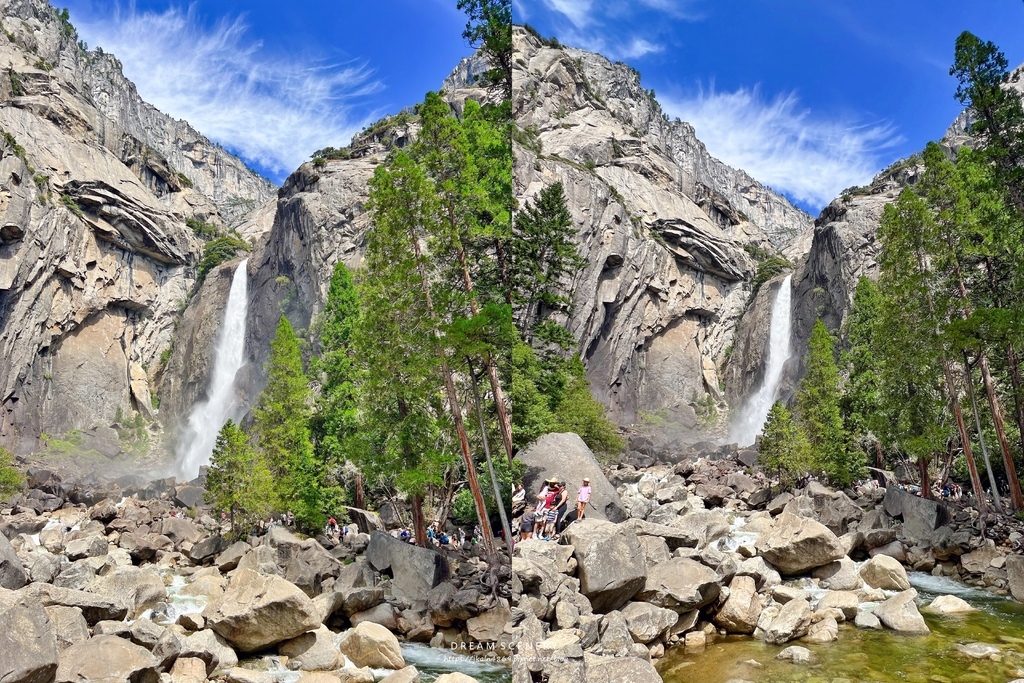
[508,434,1024,682]
[0,467,512,683]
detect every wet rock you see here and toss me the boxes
[955,642,1001,659]
[802,616,838,643]
[816,591,859,621]
[379,667,419,683]
[854,611,881,629]
[873,589,929,635]
[924,594,976,615]
[764,598,812,645]
[812,556,861,591]
[859,555,911,591]
[776,645,813,663]
[713,575,761,634]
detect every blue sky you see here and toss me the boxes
[515,0,1024,212]
[62,1,476,183]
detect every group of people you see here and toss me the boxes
[511,476,591,541]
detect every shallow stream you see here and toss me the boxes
[657,570,1024,683]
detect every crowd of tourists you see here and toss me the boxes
[510,476,591,541]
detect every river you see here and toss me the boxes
[658,570,1024,683]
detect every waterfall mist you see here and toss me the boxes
[729,274,793,447]
[174,259,249,480]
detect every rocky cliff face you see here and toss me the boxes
[0,0,272,453]
[512,28,812,429]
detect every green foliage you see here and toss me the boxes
[159,344,173,368]
[186,217,217,239]
[510,182,584,342]
[8,69,23,96]
[197,234,248,282]
[0,446,22,500]
[205,421,274,532]
[57,7,76,38]
[842,277,883,444]
[522,23,560,48]
[512,124,542,155]
[457,0,511,96]
[176,172,193,189]
[752,255,792,294]
[310,262,360,480]
[60,193,83,218]
[797,320,862,487]
[552,357,624,456]
[33,174,49,191]
[33,59,53,71]
[742,243,772,262]
[2,131,29,167]
[310,146,351,161]
[312,157,327,168]
[253,317,327,530]
[759,402,812,489]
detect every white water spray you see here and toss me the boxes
[174,259,249,480]
[729,274,793,447]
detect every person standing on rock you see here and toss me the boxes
[541,481,567,539]
[575,478,591,520]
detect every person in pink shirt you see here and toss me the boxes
[576,477,591,520]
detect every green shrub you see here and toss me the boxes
[186,217,217,239]
[752,255,792,294]
[312,157,327,168]
[60,193,83,218]
[33,59,53,71]
[0,446,22,500]
[197,234,248,282]
[8,69,23,96]
[176,172,193,189]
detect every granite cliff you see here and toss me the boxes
[0,0,272,453]
[512,27,813,430]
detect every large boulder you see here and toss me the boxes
[86,566,167,617]
[0,592,59,683]
[764,598,812,645]
[55,635,159,683]
[619,602,678,644]
[1006,555,1024,602]
[882,487,949,539]
[560,520,646,613]
[0,532,27,589]
[516,433,626,522]
[345,508,385,534]
[337,622,405,670]
[635,557,720,612]
[873,589,929,635]
[201,568,320,652]
[924,595,976,615]
[278,626,339,671]
[755,513,845,575]
[365,532,450,604]
[712,575,761,634]
[859,555,910,591]
[20,584,129,624]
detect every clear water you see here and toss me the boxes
[658,571,1024,683]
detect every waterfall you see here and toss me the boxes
[174,259,249,480]
[729,274,793,447]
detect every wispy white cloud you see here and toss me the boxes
[528,0,691,60]
[661,86,902,209]
[74,5,382,179]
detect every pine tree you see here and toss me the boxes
[510,182,583,346]
[253,316,325,530]
[796,319,861,487]
[205,420,273,533]
[310,261,360,473]
[842,277,883,445]
[456,0,512,98]
[759,402,811,490]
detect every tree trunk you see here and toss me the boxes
[978,352,1023,509]
[965,352,1002,508]
[407,234,496,559]
[874,441,885,487]
[469,361,514,558]
[412,494,428,548]
[941,357,989,515]
[355,472,365,510]
[1007,344,1024,470]
[918,456,932,499]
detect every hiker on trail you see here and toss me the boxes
[520,505,537,540]
[576,477,591,520]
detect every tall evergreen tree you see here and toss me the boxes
[253,316,325,530]
[797,320,861,487]
[456,0,512,98]
[205,420,273,533]
[760,402,812,491]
